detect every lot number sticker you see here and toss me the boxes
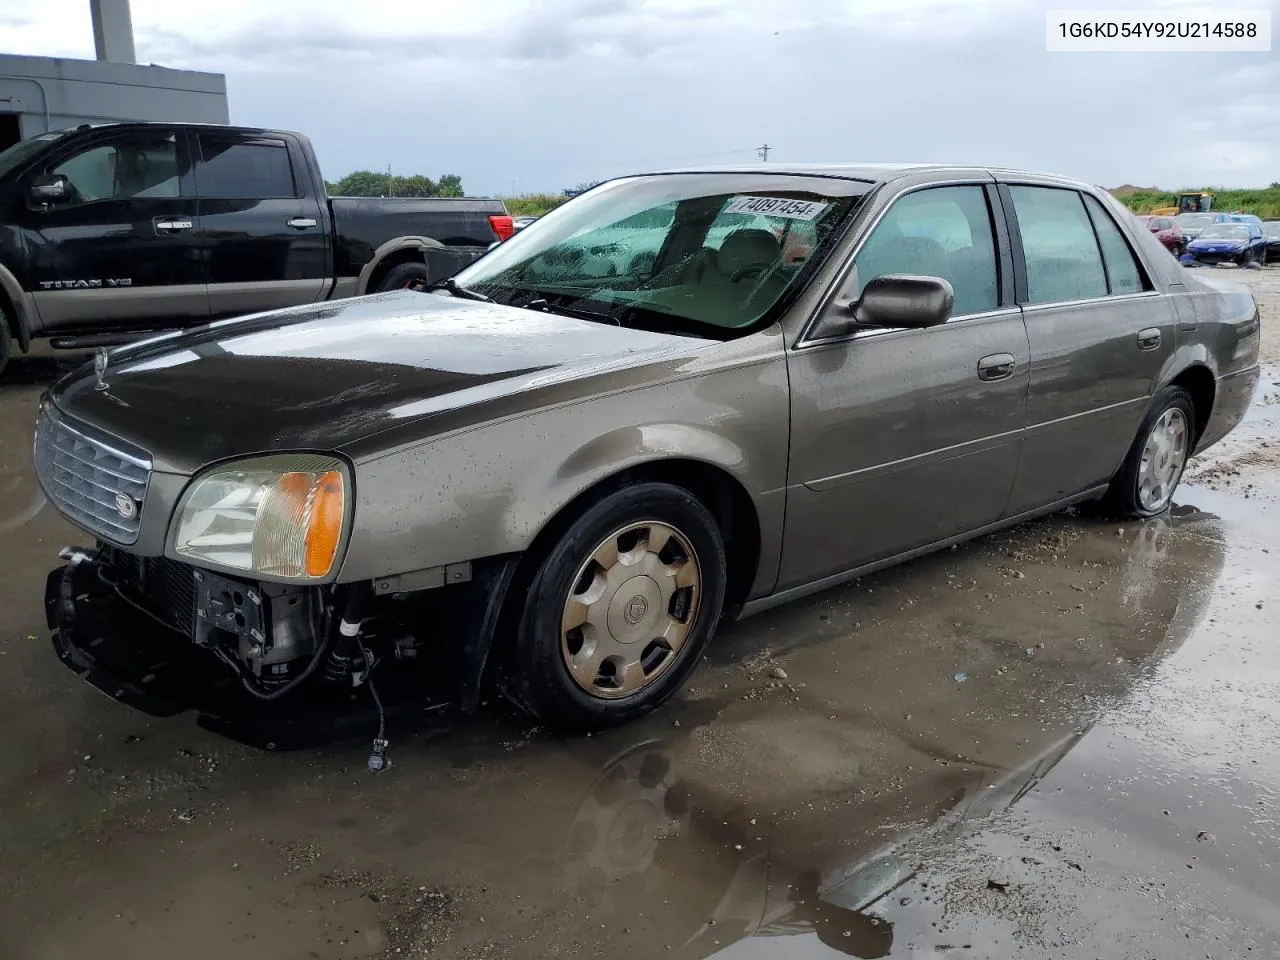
[724,196,830,221]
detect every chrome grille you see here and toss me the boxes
[34,405,152,544]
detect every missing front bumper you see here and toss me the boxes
[44,551,522,748]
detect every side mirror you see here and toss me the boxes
[849,274,954,329]
[810,274,953,341]
[29,174,69,205]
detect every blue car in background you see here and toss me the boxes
[1182,221,1268,267]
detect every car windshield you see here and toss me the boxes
[0,130,67,180]
[1266,222,1280,239]
[452,173,873,338]
[1198,224,1250,240]
[1177,214,1213,229]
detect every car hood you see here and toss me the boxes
[1188,237,1247,249]
[49,291,709,474]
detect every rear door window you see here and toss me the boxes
[1008,186,1107,304]
[1083,195,1147,296]
[196,135,297,199]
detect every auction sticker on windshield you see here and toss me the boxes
[724,196,830,220]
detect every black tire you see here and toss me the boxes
[1103,385,1195,519]
[0,316,10,379]
[506,482,727,730]
[375,261,428,292]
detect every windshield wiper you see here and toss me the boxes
[524,298,620,325]
[427,276,493,302]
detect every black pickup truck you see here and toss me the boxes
[0,122,513,373]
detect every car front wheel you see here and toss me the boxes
[1104,385,1195,519]
[507,482,727,730]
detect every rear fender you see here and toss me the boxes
[356,237,443,294]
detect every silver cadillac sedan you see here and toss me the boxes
[37,164,1260,736]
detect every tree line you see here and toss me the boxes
[325,170,464,198]
[1115,183,1280,219]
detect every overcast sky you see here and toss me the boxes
[3,0,1277,195]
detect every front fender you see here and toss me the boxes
[0,260,33,349]
[336,353,790,593]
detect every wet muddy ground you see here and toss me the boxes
[0,271,1277,959]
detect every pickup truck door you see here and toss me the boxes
[23,126,208,332]
[193,132,329,319]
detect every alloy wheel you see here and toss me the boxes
[1137,407,1189,512]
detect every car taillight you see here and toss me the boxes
[489,214,514,242]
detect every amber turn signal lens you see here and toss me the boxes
[304,470,345,577]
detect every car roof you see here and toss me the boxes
[639,162,1096,189]
[44,120,306,138]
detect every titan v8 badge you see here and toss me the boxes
[39,278,132,289]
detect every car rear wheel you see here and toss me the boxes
[507,483,727,730]
[1103,386,1195,519]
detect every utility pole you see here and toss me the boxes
[757,143,771,162]
[387,163,393,197]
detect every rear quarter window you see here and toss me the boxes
[1083,195,1148,296]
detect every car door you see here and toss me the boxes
[194,132,328,319]
[24,126,207,332]
[779,181,1029,590]
[1000,183,1176,514]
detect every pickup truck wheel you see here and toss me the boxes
[0,318,10,378]
[376,262,428,292]
[509,483,727,730]
[1103,386,1194,519]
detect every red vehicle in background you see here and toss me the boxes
[1136,215,1185,256]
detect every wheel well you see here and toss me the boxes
[364,249,425,293]
[517,460,763,610]
[1170,365,1215,445]
[0,286,21,350]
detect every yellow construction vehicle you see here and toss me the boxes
[1152,192,1214,216]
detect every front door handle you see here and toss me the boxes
[1137,327,1162,351]
[287,217,318,229]
[153,218,193,234]
[977,353,1016,382]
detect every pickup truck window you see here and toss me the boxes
[196,135,297,199]
[47,134,181,203]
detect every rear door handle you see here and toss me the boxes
[1137,327,1162,351]
[287,217,318,229]
[153,218,193,234]
[977,353,1016,382]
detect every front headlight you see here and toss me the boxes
[172,454,350,580]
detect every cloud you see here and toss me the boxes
[3,0,1277,193]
